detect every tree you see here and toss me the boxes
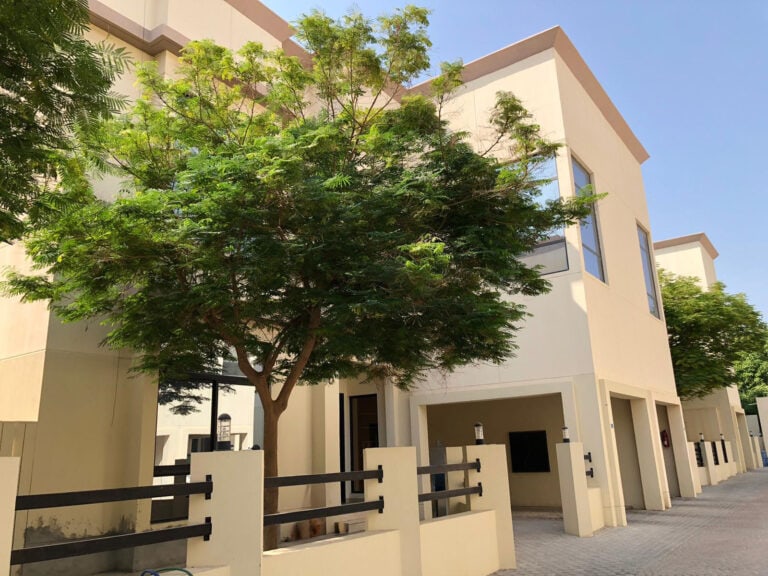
[659,270,767,399]
[5,8,590,547]
[734,344,768,415]
[0,0,126,241]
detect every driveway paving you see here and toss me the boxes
[498,469,768,575]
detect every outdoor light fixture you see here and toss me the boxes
[699,432,705,442]
[217,413,232,450]
[750,431,755,438]
[474,422,485,445]
[720,433,725,441]
[562,426,570,443]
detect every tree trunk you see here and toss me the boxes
[263,402,280,550]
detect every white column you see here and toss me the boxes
[465,444,515,570]
[701,441,718,486]
[631,398,666,511]
[187,451,264,576]
[0,457,20,576]
[555,442,593,537]
[668,405,697,497]
[364,446,421,576]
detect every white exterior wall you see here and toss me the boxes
[655,241,718,289]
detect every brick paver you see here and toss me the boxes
[498,469,768,575]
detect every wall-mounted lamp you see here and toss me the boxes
[217,413,232,450]
[584,452,592,463]
[562,426,570,443]
[474,422,485,445]
[699,432,705,442]
[720,433,725,441]
[586,467,594,478]
[750,431,755,438]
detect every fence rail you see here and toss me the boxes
[417,459,481,476]
[11,522,211,565]
[153,464,191,477]
[263,498,384,527]
[265,466,383,489]
[418,484,482,503]
[12,476,214,565]
[17,480,212,511]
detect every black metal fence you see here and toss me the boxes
[417,459,483,504]
[151,463,192,524]
[263,467,385,527]
[11,478,212,565]
[711,441,720,465]
[694,442,704,467]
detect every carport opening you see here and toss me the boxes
[426,393,565,513]
[656,404,681,498]
[610,396,645,509]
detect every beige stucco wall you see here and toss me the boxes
[553,54,675,397]
[429,49,597,389]
[95,0,284,50]
[655,241,717,289]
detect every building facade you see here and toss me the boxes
[655,233,761,477]
[1,2,709,573]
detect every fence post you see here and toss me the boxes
[1,457,20,575]
[364,447,421,576]
[752,437,764,469]
[701,441,718,486]
[465,444,515,570]
[555,441,594,537]
[187,451,264,576]
[687,443,702,494]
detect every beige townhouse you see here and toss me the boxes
[1,1,704,573]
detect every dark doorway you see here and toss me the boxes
[350,394,379,493]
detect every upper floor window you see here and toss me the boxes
[519,157,568,275]
[573,159,605,281]
[637,225,660,318]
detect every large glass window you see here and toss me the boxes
[519,157,568,274]
[573,159,605,281]
[637,225,660,318]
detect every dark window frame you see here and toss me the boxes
[637,224,660,318]
[572,157,605,282]
[508,430,551,473]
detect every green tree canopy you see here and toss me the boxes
[0,0,126,241]
[5,7,591,545]
[734,343,768,415]
[659,270,767,399]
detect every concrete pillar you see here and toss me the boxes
[757,398,768,446]
[410,402,432,520]
[310,382,341,518]
[1,457,20,576]
[630,398,666,511]
[555,442,593,537]
[738,414,757,470]
[724,409,746,474]
[187,451,264,576]
[445,446,468,515]
[686,443,702,495]
[466,444,515,570]
[752,437,764,469]
[667,405,697,497]
[701,441,718,486]
[364,446,421,576]
[594,381,625,527]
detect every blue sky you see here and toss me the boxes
[265,0,768,317]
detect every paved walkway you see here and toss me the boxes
[499,469,768,576]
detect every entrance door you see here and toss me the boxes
[350,394,379,493]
